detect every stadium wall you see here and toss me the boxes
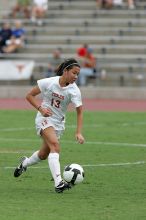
[1,86,146,100]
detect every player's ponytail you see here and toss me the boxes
[56,58,80,76]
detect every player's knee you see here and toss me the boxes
[38,151,48,160]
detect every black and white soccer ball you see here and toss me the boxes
[63,163,84,185]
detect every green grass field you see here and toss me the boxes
[0,110,146,220]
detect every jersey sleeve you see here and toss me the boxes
[71,86,82,108]
[37,78,50,94]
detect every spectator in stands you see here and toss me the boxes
[77,47,97,86]
[3,20,26,53]
[45,48,64,78]
[77,43,88,57]
[96,0,113,9]
[113,0,123,8]
[31,0,48,26]
[0,22,12,53]
[12,0,31,18]
[97,0,135,9]
[127,0,135,9]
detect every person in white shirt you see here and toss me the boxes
[14,58,85,193]
[31,0,48,25]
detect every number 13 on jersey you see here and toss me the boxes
[51,98,61,108]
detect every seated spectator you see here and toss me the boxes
[96,0,113,9]
[77,43,88,57]
[12,0,31,18]
[113,0,123,8]
[97,0,135,9]
[45,48,64,78]
[31,0,48,26]
[127,0,135,9]
[77,47,97,86]
[12,20,26,39]
[3,20,26,53]
[0,22,12,53]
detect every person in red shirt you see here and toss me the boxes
[78,47,97,86]
[77,44,88,57]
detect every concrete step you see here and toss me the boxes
[26,35,146,44]
[1,53,146,61]
[22,44,146,56]
[25,28,146,37]
[1,17,146,27]
[45,10,146,19]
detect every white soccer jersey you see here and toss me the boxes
[35,76,82,134]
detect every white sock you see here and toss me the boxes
[23,151,41,168]
[48,153,62,187]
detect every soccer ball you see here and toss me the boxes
[63,163,84,185]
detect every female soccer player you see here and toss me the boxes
[14,58,84,193]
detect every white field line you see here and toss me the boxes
[0,138,146,148]
[0,127,34,131]
[0,137,39,142]
[82,161,145,167]
[0,121,146,132]
[0,150,35,154]
[3,160,145,170]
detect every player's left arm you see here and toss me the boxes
[75,105,85,144]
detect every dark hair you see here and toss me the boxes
[55,58,80,76]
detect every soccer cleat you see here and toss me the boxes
[55,180,72,193]
[14,156,27,177]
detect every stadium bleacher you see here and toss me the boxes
[0,0,146,87]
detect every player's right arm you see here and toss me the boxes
[26,86,52,117]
